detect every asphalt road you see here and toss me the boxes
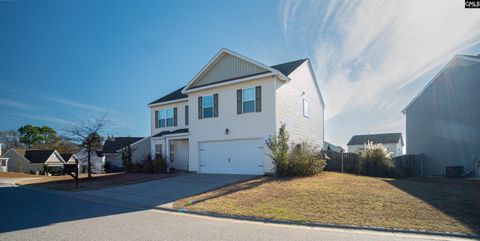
[0,186,472,241]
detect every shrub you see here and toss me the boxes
[153,154,167,173]
[266,124,290,177]
[142,158,155,173]
[287,142,326,176]
[359,141,394,177]
[121,145,135,173]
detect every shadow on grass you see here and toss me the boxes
[384,177,480,234]
[18,172,179,192]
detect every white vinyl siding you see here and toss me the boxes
[276,61,324,147]
[150,100,188,137]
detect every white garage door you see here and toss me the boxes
[199,138,265,175]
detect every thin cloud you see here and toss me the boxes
[7,112,74,125]
[41,95,117,113]
[280,0,480,121]
[0,98,35,110]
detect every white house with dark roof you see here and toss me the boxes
[148,48,325,175]
[347,133,404,157]
[101,137,145,168]
[403,54,480,177]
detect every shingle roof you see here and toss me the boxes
[102,137,144,153]
[149,86,188,105]
[153,128,189,138]
[347,133,403,146]
[149,59,308,105]
[271,59,308,76]
[24,150,56,164]
[60,154,74,161]
[460,54,480,60]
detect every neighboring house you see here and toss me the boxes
[60,153,79,165]
[75,149,105,173]
[148,48,325,175]
[0,144,9,173]
[102,137,144,168]
[403,54,480,177]
[2,149,65,173]
[347,133,404,157]
[323,141,345,153]
[130,136,151,163]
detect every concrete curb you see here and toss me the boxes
[154,206,480,240]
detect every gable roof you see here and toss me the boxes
[182,48,289,93]
[347,133,403,146]
[402,55,480,113]
[149,86,187,106]
[102,137,144,153]
[271,59,308,76]
[24,150,56,164]
[148,56,309,106]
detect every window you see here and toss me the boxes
[169,143,175,162]
[185,105,189,125]
[203,95,213,118]
[242,87,255,113]
[0,159,6,167]
[303,99,309,117]
[157,108,175,127]
[155,144,163,159]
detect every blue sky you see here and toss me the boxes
[1,0,480,148]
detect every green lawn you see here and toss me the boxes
[174,172,480,234]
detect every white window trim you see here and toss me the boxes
[202,95,214,118]
[157,108,175,128]
[242,87,256,113]
[303,99,309,118]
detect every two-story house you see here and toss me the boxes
[148,48,325,175]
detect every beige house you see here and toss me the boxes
[148,48,325,175]
[2,149,65,173]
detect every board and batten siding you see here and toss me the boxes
[275,61,324,149]
[188,77,277,173]
[405,57,480,176]
[191,54,268,88]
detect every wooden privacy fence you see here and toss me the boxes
[323,150,424,178]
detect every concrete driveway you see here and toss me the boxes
[80,174,255,208]
[0,178,38,187]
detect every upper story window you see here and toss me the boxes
[242,88,256,113]
[198,94,218,119]
[303,99,309,118]
[203,95,213,118]
[155,107,177,128]
[237,86,261,114]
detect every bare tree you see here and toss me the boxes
[0,129,21,151]
[66,113,112,178]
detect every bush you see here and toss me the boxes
[359,141,394,177]
[121,145,135,173]
[266,124,290,177]
[267,125,326,177]
[287,142,326,176]
[142,158,155,173]
[153,154,167,173]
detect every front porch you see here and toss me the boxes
[151,128,189,171]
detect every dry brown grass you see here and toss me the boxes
[16,172,178,191]
[174,172,480,234]
[0,172,38,178]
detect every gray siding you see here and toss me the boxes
[405,57,480,176]
[191,54,267,88]
[131,137,151,163]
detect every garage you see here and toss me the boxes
[199,138,265,175]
